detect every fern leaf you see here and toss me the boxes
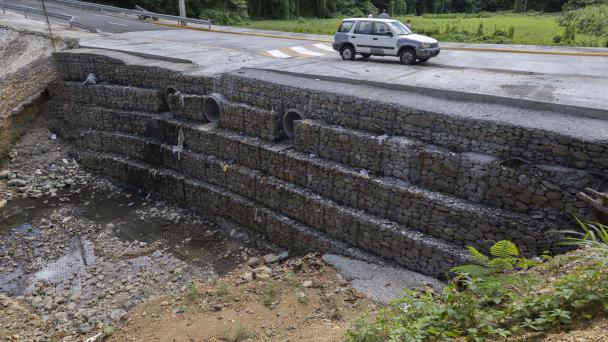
[490,240,519,258]
[488,258,515,272]
[450,264,491,277]
[466,246,490,265]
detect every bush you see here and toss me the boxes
[345,239,608,341]
[557,4,608,37]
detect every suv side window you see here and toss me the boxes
[354,21,372,34]
[338,21,354,33]
[372,22,390,35]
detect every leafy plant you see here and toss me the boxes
[451,240,540,276]
[561,218,608,264]
[346,252,608,342]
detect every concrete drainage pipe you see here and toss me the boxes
[203,93,224,123]
[282,109,304,139]
[164,85,178,104]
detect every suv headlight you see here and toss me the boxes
[420,42,430,49]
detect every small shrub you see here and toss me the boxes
[230,325,254,342]
[101,325,115,339]
[263,281,278,307]
[451,240,540,276]
[187,282,201,299]
[508,26,516,38]
[561,218,608,264]
[216,281,229,296]
[476,22,485,36]
[553,35,563,44]
[296,291,309,305]
[175,305,187,313]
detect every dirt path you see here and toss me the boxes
[108,253,371,342]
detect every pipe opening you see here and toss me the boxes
[203,93,224,123]
[164,85,178,104]
[282,109,303,139]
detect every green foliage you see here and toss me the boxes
[563,0,608,10]
[451,240,540,276]
[262,281,278,307]
[187,282,201,299]
[557,4,608,37]
[226,325,254,342]
[345,245,608,341]
[561,219,608,264]
[101,325,115,339]
[244,13,606,47]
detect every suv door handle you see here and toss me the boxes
[351,36,356,38]
[372,38,378,40]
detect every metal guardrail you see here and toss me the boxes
[53,0,212,28]
[1,2,98,32]
[1,2,72,20]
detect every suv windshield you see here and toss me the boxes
[388,21,412,35]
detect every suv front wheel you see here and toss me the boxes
[340,45,356,61]
[399,48,416,65]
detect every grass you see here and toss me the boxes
[239,12,606,47]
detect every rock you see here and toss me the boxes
[0,170,9,178]
[277,251,289,262]
[253,266,272,279]
[239,272,254,283]
[78,323,93,334]
[7,179,26,187]
[211,304,222,311]
[110,309,127,321]
[263,253,279,264]
[301,280,313,288]
[0,199,7,209]
[246,257,262,267]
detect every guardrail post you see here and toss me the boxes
[2,4,5,14]
[24,7,27,18]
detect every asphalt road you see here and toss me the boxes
[4,0,607,79]
[2,0,171,33]
[3,0,607,111]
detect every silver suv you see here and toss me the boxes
[332,18,440,65]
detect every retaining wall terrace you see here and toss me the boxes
[49,49,608,277]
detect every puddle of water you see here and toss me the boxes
[113,218,251,276]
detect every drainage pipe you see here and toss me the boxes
[282,109,304,139]
[164,85,178,104]
[203,93,224,123]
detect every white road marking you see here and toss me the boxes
[313,43,334,52]
[289,46,325,57]
[108,22,128,27]
[266,49,293,58]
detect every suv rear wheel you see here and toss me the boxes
[399,48,416,65]
[340,45,356,60]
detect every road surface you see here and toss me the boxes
[2,0,607,113]
[2,0,171,33]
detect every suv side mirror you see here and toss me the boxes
[386,32,393,37]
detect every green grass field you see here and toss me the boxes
[239,12,606,47]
